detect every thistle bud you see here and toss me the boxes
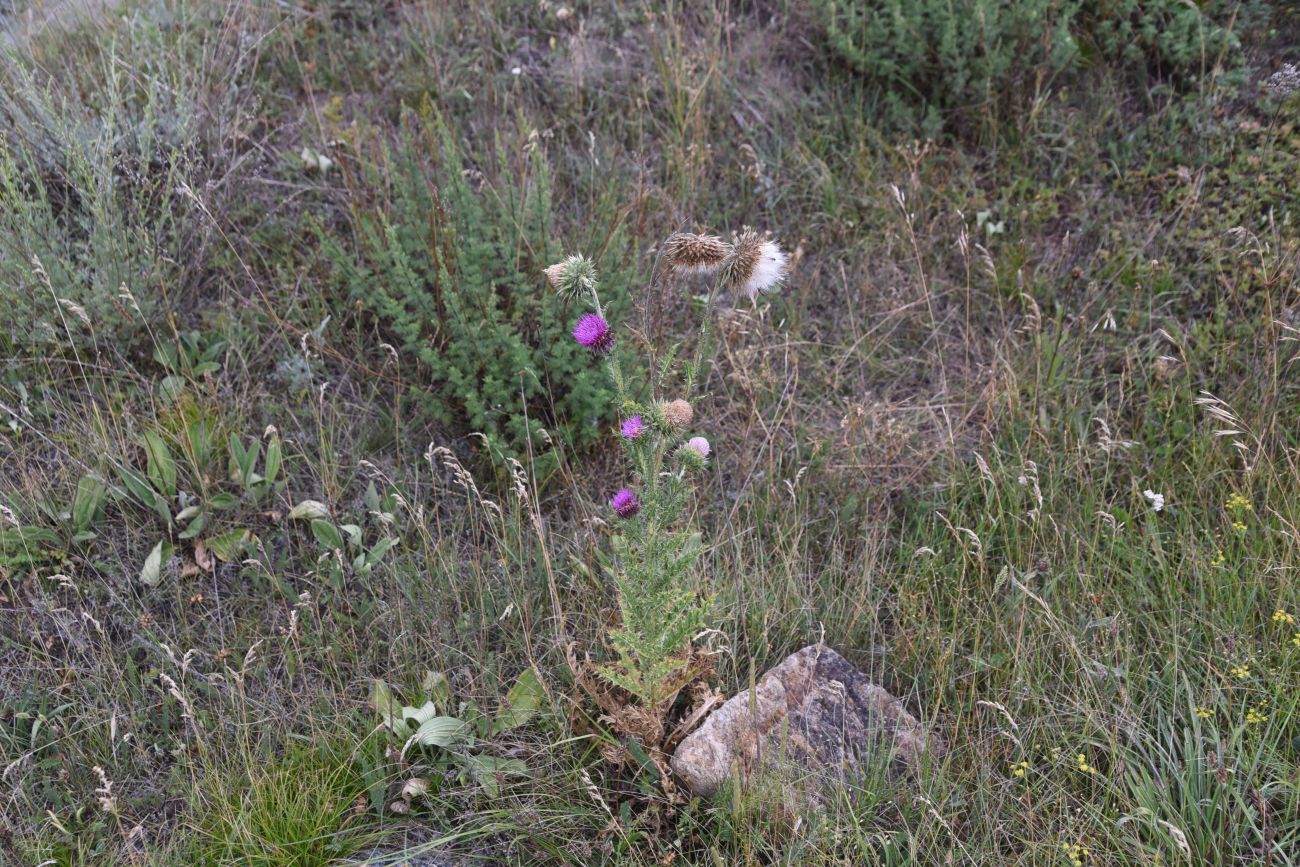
[544,253,599,300]
[677,436,710,470]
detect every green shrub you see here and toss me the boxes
[320,110,636,471]
[813,0,1078,136]
[1079,0,1241,75]
[811,0,1243,136]
[0,10,215,354]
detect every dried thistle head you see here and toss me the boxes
[721,229,787,301]
[544,253,599,300]
[662,399,693,430]
[661,232,732,274]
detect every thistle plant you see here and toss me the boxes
[547,230,787,714]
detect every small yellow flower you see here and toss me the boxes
[1229,664,1250,680]
[1010,759,1030,778]
[1292,632,1299,648]
[1246,706,1268,725]
[1212,548,1226,566]
[1272,609,1296,625]
[1195,706,1213,719]
[1232,520,1247,533]
[1061,841,1089,865]
[1076,753,1096,774]
[1226,492,1253,513]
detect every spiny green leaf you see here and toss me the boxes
[0,526,61,552]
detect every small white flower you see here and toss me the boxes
[1143,489,1165,512]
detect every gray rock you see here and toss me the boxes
[670,644,938,798]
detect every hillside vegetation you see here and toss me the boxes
[2,1,1299,864]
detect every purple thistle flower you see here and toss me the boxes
[572,313,615,355]
[610,488,641,519]
[620,415,646,439]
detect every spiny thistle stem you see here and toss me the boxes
[545,229,786,711]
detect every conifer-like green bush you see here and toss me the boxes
[812,0,1243,135]
[1079,0,1243,75]
[321,111,635,471]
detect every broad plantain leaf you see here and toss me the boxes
[263,435,282,485]
[491,666,545,735]
[142,431,177,497]
[114,465,171,524]
[71,474,108,532]
[371,679,411,738]
[288,499,330,521]
[206,529,251,562]
[404,716,467,757]
[310,519,344,550]
[139,540,173,587]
